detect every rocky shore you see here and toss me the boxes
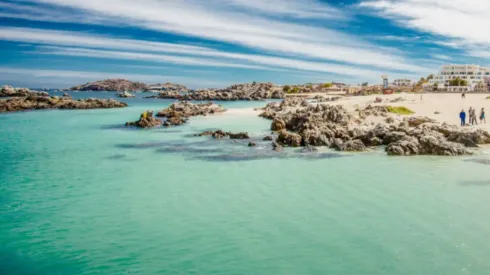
[145,82,283,101]
[125,101,226,128]
[255,98,490,156]
[71,79,148,91]
[0,95,128,113]
[1,85,49,97]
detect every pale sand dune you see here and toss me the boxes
[334,93,490,130]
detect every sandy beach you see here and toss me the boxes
[332,93,490,130]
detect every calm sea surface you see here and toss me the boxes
[1,92,490,274]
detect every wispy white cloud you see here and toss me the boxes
[359,0,490,60]
[22,0,427,73]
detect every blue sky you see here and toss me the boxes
[0,0,489,89]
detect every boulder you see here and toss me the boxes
[229,132,250,139]
[248,142,257,147]
[263,136,273,141]
[337,139,366,152]
[117,91,136,98]
[271,117,286,131]
[156,101,226,126]
[125,111,163,128]
[277,130,302,147]
[407,116,437,127]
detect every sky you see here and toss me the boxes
[0,0,489,89]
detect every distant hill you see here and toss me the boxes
[70,79,148,92]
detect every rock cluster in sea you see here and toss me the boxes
[125,101,226,128]
[125,111,163,128]
[146,82,283,101]
[195,130,250,139]
[1,85,49,97]
[256,98,490,156]
[0,95,128,113]
[70,79,148,92]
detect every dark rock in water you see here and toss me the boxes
[248,142,257,147]
[62,92,71,97]
[272,141,283,152]
[277,130,302,147]
[263,135,273,141]
[212,130,228,139]
[125,111,163,128]
[0,95,127,113]
[195,130,214,137]
[71,79,148,91]
[229,132,250,139]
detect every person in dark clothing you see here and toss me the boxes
[462,92,465,98]
[460,109,466,126]
[480,108,486,124]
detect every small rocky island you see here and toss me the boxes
[71,79,148,92]
[125,101,226,128]
[0,95,127,113]
[1,85,49,97]
[146,82,283,101]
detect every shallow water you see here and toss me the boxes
[1,92,490,274]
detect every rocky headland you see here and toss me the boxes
[125,101,226,128]
[254,98,490,156]
[70,79,148,92]
[0,95,128,113]
[146,82,283,101]
[1,85,49,97]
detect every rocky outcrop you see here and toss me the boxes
[125,111,163,128]
[117,91,136,98]
[156,101,226,126]
[0,95,127,113]
[71,79,148,91]
[147,82,283,101]
[62,92,71,97]
[256,98,490,156]
[145,83,189,92]
[1,86,49,97]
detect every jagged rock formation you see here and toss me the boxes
[156,101,226,126]
[0,95,127,113]
[125,111,163,128]
[259,99,490,156]
[1,85,49,97]
[71,79,148,91]
[146,82,283,101]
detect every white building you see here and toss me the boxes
[392,79,412,86]
[429,64,490,91]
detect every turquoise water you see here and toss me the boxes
[2,93,490,274]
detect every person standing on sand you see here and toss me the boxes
[481,108,486,124]
[468,107,473,125]
[471,108,478,125]
[462,92,465,98]
[460,109,466,126]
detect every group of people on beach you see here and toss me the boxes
[459,107,486,126]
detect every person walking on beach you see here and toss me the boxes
[460,109,466,126]
[462,92,465,98]
[480,108,486,124]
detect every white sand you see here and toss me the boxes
[333,93,490,130]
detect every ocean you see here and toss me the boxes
[1,92,490,274]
